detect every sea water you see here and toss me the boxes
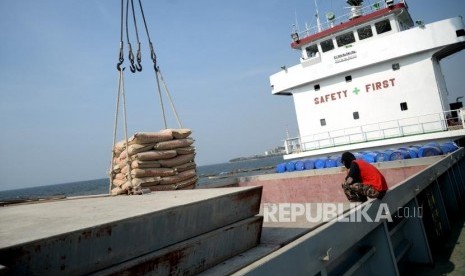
[0,156,284,201]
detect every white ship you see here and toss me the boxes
[270,0,465,160]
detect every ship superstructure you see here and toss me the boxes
[271,0,465,160]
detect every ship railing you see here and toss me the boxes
[294,0,403,41]
[285,109,464,154]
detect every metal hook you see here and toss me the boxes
[117,44,124,71]
[117,57,125,71]
[117,63,125,71]
[130,63,136,73]
[136,62,142,72]
[136,43,142,72]
[128,43,136,73]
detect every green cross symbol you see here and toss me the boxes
[353,87,360,95]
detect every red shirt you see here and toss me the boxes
[353,160,388,191]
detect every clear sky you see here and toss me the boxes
[0,0,464,191]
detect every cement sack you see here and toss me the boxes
[112,178,127,187]
[133,150,177,161]
[154,138,194,150]
[160,169,196,185]
[121,181,132,191]
[121,164,130,175]
[131,176,162,188]
[176,146,195,155]
[148,176,198,191]
[114,140,126,155]
[131,160,161,169]
[158,153,195,167]
[161,128,192,139]
[131,168,177,178]
[173,162,197,173]
[129,132,173,145]
[119,144,156,158]
[112,164,122,174]
[114,173,126,180]
[111,187,126,195]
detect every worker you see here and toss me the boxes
[341,152,388,202]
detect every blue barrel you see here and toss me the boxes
[377,150,393,162]
[424,142,440,149]
[354,153,364,160]
[374,151,387,162]
[440,142,459,154]
[303,159,315,170]
[315,159,326,169]
[389,150,411,161]
[362,152,377,163]
[407,147,419,158]
[276,163,286,173]
[295,160,305,171]
[418,146,443,157]
[325,158,337,168]
[331,155,343,167]
[285,161,296,172]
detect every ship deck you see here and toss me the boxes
[1,150,464,275]
[201,150,465,275]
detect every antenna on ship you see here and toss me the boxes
[314,0,322,32]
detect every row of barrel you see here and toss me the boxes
[276,142,459,173]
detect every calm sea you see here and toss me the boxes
[0,155,284,201]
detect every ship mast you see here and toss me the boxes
[314,0,322,32]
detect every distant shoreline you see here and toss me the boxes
[229,153,284,163]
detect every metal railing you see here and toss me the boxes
[294,0,404,40]
[285,109,465,154]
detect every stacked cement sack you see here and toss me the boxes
[110,129,197,195]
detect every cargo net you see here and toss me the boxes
[110,129,197,195]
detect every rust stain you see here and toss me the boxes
[96,225,113,238]
[114,245,192,275]
[79,230,92,243]
[231,187,262,213]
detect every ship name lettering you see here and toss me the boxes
[365,78,396,92]
[314,90,348,105]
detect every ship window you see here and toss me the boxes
[320,119,326,126]
[336,32,355,47]
[314,84,320,91]
[353,112,359,120]
[357,25,373,40]
[375,19,392,34]
[306,44,319,58]
[392,63,400,70]
[457,29,465,37]
[400,102,408,111]
[345,75,352,82]
[321,39,335,52]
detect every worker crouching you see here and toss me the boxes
[341,152,388,202]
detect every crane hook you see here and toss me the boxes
[117,45,125,71]
[128,43,136,73]
[130,63,136,73]
[135,44,143,72]
[117,57,125,71]
[117,62,125,71]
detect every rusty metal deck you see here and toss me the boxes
[0,186,262,275]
